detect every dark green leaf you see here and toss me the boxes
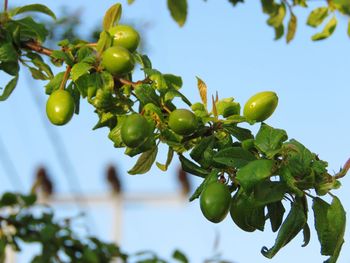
[163,74,183,90]
[0,41,18,63]
[189,169,218,201]
[253,181,287,206]
[236,159,274,192]
[103,3,122,31]
[279,166,304,197]
[9,17,48,42]
[313,197,346,262]
[179,155,209,178]
[0,74,18,101]
[262,200,307,258]
[134,53,152,69]
[274,24,284,40]
[10,4,56,19]
[164,89,191,106]
[128,147,158,175]
[267,201,285,232]
[167,0,188,27]
[172,250,188,263]
[108,116,126,147]
[255,123,288,158]
[190,136,215,162]
[213,147,256,168]
[223,124,254,141]
[134,84,161,106]
[307,7,329,28]
[228,0,244,6]
[302,223,311,247]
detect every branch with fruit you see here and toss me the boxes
[0,2,349,262]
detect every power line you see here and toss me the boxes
[25,75,97,230]
[0,135,25,191]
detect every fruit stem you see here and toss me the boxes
[59,65,72,90]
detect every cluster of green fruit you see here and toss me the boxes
[46,24,140,125]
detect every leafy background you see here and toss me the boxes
[0,0,349,262]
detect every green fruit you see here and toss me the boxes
[168,109,198,136]
[101,46,135,76]
[243,91,278,122]
[121,114,152,148]
[109,25,140,52]
[46,90,75,126]
[200,182,231,223]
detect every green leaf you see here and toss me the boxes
[230,190,265,232]
[134,53,152,69]
[189,169,218,201]
[51,50,74,66]
[262,200,307,258]
[255,123,288,158]
[93,112,117,130]
[128,147,158,175]
[253,181,287,206]
[156,147,174,171]
[71,63,93,82]
[312,17,337,41]
[286,14,297,43]
[190,136,215,163]
[348,20,350,38]
[103,3,122,31]
[163,74,183,90]
[10,4,56,19]
[172,250,188,263]
[223,124,254,141]
[96,31,112,54]
[143,103,164,122]
[25,52,53,79]
[164,89,191,106]
[307,7,329,28]
[267,3,286,27]
[9,17,48,42]
[179,155,209,178]
[279,165,304,197]
[167,0,188,27]
[0,74,18,101]
[236,159,274,193]
[75,72,101,99]
[261,0,277,14]
[0,41,18,63]
[216,97,240,117]
[302,223,311,247]
[313,197,346,263]
[267,201,285,232]
[45,72,65,94]
[134,84,161,106]
[108,116,126,147]
[274,24,284,40]
[212,147,256,168]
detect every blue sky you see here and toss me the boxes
[1,0,350,262]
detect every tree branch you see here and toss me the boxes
[22,41,53,56]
